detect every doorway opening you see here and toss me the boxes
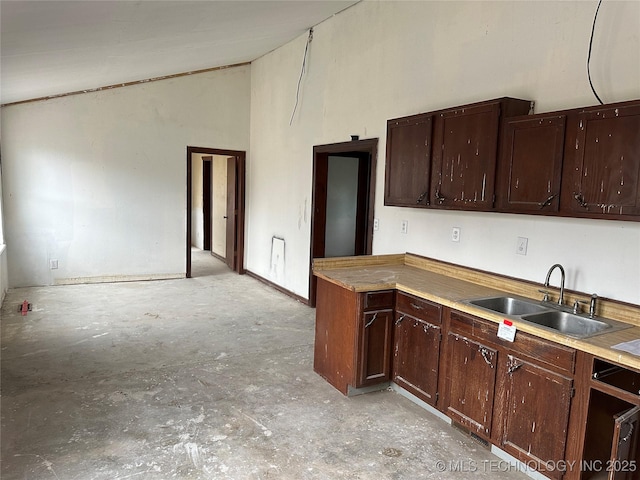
[186,146,246,278]
[309,138,378,306]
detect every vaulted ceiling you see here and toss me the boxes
[0,0,358,105]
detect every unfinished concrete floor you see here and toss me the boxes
[1,249,532,479]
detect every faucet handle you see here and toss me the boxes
[538,289,551,302]
[573,299,589,314]
[589,294,598,318]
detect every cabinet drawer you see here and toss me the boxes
[511,329,575,375]
[363,290,395,310]
[396,292,442,325]
[449,310,575,375]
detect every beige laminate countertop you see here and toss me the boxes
[314,255,640,372]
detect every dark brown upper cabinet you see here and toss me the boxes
[496,114,566,214]
[430,98,532,211]
[383,97,640,221]
[384,113,433,207]
[561,101,640,219]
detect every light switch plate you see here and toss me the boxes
[401,220,408,234]
[374,218,379,231]
[451,227,461,242]
[516,237,528,255]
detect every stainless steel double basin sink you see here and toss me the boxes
[462,295,632,339]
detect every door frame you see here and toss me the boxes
[309,138,378,307]
[186,146,246,278]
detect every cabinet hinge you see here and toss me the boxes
[438,332,442,342]
[435,392,439,402]
[570,387,576,398]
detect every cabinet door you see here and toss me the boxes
[499,355,573,479]
[610,405,639,480]
[430,102,501,210]
[393,313,441,406]
[444,332,497,438]
[497,115,565,213]
[357,309,394,387]
[384,114,433,207]
[564,102,640,218]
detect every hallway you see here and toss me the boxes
[1,256,530,479]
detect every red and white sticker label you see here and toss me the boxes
[497,319,516,342]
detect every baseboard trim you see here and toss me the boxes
[210,251,227,263]
[245,270,309,305]
[55,273,184,286]
[389,383,452,424]
[390,383,547,480]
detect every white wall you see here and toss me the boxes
[0,165,7,304]
[1,65,250,287]
[191,153,205,250]
[0,245,7,305]
[212,155,228,258]
[248,0,640,303]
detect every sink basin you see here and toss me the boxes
[521,311,611,338]
[468,296,548,316]
[465,295,634,339]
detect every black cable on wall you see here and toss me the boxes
[587,0,604,105]
[290,28,314,126]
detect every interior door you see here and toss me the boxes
[309,139,378,307]
[186,146,245,278]
[203,158,212,251]
[324,155,362,257]
[610,405,640,480]
[225,157,237,270]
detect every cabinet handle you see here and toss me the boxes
[410,303,424,311]
[395,314,406,326]
[435,190,446,204]
[416,191,429,205]
[364,312,379,328]
[508,362,524,375]
[573,193,589,209]
[538,194,557,209]
[479,347,494,368]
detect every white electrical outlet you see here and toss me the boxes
[50,259,59,269]
[451,227,461,242]
[516,237,528,255]
[373,218,379,231]
[400,220,408,234]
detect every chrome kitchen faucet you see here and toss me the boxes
[543,264,565,306]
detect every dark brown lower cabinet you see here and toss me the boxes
[358,308,394,387]
[577,357,640,480]
[497,355,573,480]
[442,308,577,476]
[392,293,442,406]
[441,309,499,439]
[313,278,394,395]
[444,331,497,438]
[314,282,639,480]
